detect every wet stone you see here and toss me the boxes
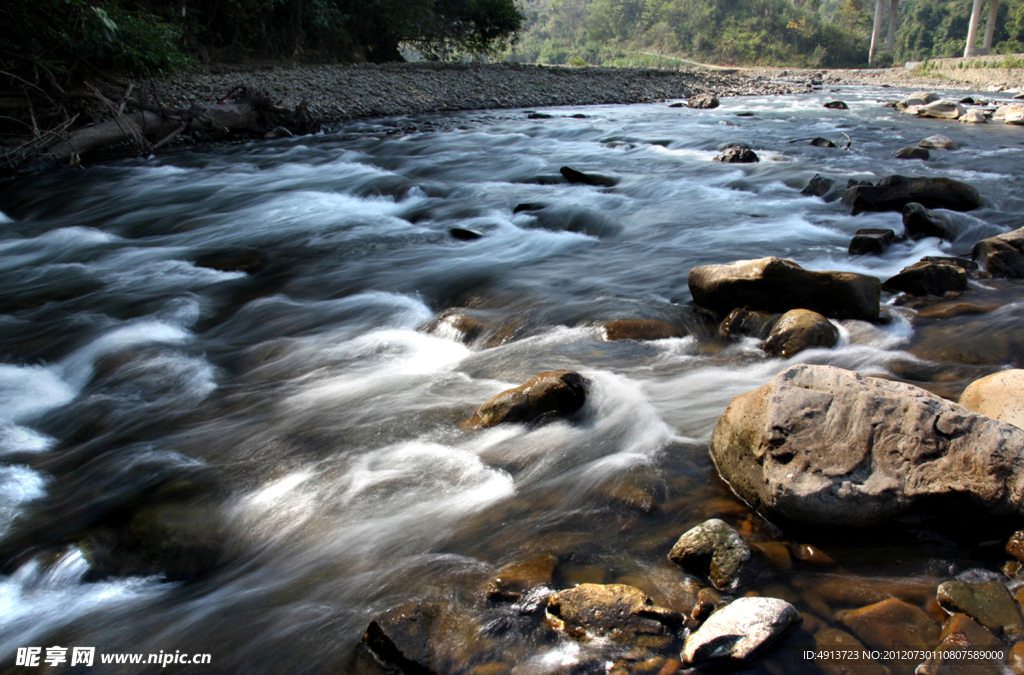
[668,518,751,590]
[688,92,720,109]
[919,134,961,150]
[893,146,930,160]
[691,587,726,622]
[362,602,441,674]
[823,100,849,110]
[714,145,759,163]
[449,227,483,241]
[1008,531,1024,563]
[545,583,681,648]
[718,307,780,340]
[751,541,792,570]
[849,228,896,255]
[903,202,955,241]
[1011,642,1024,675]
[560,165,618,187]
[486,554,557,606]
[837,598,941,675]
[883,261,968,297]
[973,227,1024,278]
[802,173,834,198]
[462,370,588,430]
[814,628,888,675]
[959,370,1024,430]
[792,544,836,566]
[810,137,838,147]
[602,319,682,341]
[936,580,1024,643]
[918,613,1005,675]
[762,308,839,358]
[681,596,801,666]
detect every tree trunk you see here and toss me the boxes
[886,0,898,52]
[868,0,886,66]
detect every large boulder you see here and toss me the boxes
[959,370,1024,429]
[973,227,1024,278]
[918,100,966,120]
[893,146,929,160]
[843,176,982,214]
[545,584,681,647]
[709,364,1024,526]
[668,518,751,590]
[762,309,839,358]
[882,260,968,296]
[688,257,880,321]
[1005,104,1024,125]
[689,93,720,109]
[682,597,801,666]
[896,91,940,110]
[903,202,955,241]
[462,370,588,430]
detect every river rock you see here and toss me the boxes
[462,370,588,429]
[681,596,801,665]
[919,134,961,150]
[560,166,617,187]
[917,614,1005,675]
[668,518,751,590]
[363,602,442,674]
[762,309,839,358]
[960,109,988,124]
[893,146,930,160]
[959,370,1024,429]
[937,581,1024,643]
[823,101,848,110]
[714,145,759,163]
[810,137,838,147]
[688,93,720,109]
[688,257,880,321]
[1005,104,1024,125]
[918,100,967,120]
[486,554,557,605]
[449,227,483,241]
[708,364,1024,526]
[883,260,968,296]
[973,227,1024,278]
[802,173,835,198]
[603,319,682,341]
[545,583,681,647]
[849,228,896,255]
[844,176,982,214]
[837,599,941,675]
[897,91,940,110]
[903,202,955,241]
[719,308,780,340]
[424,308,487,344]
[814,629,888,675]
[1008,531,1024,562]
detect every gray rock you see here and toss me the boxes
[462,370,588,429]
[545,583,681,647]
[919,134,961,150]
[668,518,751,590]
[560,166,617,187]
[763,309,839,358]
[682,597,802,665]
[959,109,988,124]
[883,260,968,296]
[688,256,880,321]
[689,92,720,109]
[896,91,940,110]
[709,364,1024,526]
[714,145,759,163]
[849,228,896,255]
[973,227,1024,278]
[823,101,848,110]
[903,202,955,241]
[810,137,838,147]
[936,580,1024,643]
[918,100,967,119]
[893,146,930,160]
[1005,103,1024,125]
[844,176,982,214]
[802,174,834,198]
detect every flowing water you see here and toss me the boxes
[1,86,1024,674]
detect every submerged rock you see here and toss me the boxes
[844,176,982,214]
[681,597,801,665]
[919,134,961,150]
[802,174,835,198]
[823,101,848,110]
[918,613,1006,675]
[937,580,1024,643]
[424,308,487,344]
[362,603,442,674]
[688,93,720,109]
[903,202,955,241]
[486,554,557,606]
[719,308,780,340]
[814,629,888,675]
[973,227,1024,278]
[449,227,483,241]
[545,583,681,647]
[462,370,588,430]
[883,260,968,296]
[959,370,1024,430]
[810,137,838,147]
[560,166,618,187]
[602,319,682,341]
[668,518,751,590]
[714,145,759,163]
[849,228,896,255]
[893,146,930,160]
[709,364,1024,526]
[837,599,940,675]
[762,309,839,358]
[688,256,880,321]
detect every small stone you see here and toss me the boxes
[918,613,1006,675]
[960,109,988,124]
[1005,560,1023,578]
[1009,531,1024,563]
[688,93,720,109]
[362,602,441,674]
[714,145,759,163]
[850,228,897,255]
[682,597,801,665]
[751,541,792,570]
[462,370,588,430]
[837,599,940,674]
[1010,642,1024,674]
[893,146,930,160]
[814,628,888,675]
[823,101,849,110]
[936,580,1024,643]
[668,518,751,590]
[973,227,1024,278]
[919,134,961,150]
[486,554,557,605]
[718,308,780,340]
[545,584,681,648]
[691,587,726,622]
[762,309,839,358]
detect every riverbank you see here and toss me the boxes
[748,58,1024,93]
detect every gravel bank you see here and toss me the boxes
[147,62,798,124]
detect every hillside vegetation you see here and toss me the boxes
[506,0,1024,68]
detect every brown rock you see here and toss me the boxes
[837,599,941,675]
[843,176,982,214]
[959,370,1024,430]
[972,227,1024,278]
[762,309,839,358]
[545,584,681,648]
[691,587,726,622]
[936,580,1024,643]
[424,308,487,344]
[462,370,588,429]
[688,257,880,321]
[709,364,1024,526]
[603,319,682,341]
[814,628,888,675]
[894,146,930,160]
[718,308,780,340]
[486,554,557,604]
[1011,642,1024,674]
[903,202,955,241]
[883,261,968,297]
[751,541,792,570]
[792,544,836,566]
[918,614,1005,675]
[668,518,751,591]
[1008,531,1024,563]
[362,602,441,674]
[850,228,897,255]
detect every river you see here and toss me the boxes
[1,86,1023,674]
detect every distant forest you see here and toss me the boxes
[505,0,1024,68]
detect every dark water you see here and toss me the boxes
[1,86,1024,674]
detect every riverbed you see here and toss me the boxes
[1,85,1023,674]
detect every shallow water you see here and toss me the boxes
[1,86,1023,673]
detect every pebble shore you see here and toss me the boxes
[146,62,798,124]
